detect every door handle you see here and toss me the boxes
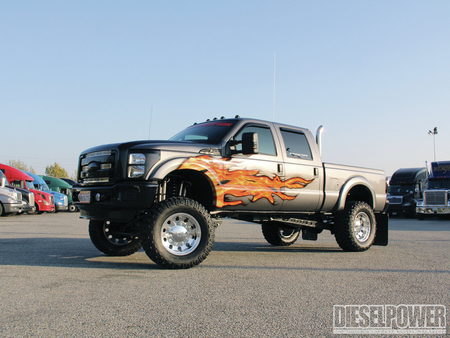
[278,164,284,175]
[314,167,319,177]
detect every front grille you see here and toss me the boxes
[15,192,22,202]
[28,192,35,206]
[424,191,447,205]
[79,150,116,185]
[388,196,402,205]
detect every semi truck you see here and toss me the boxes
[40,175,77,212]
[417,161,450,219]
[26,172,68,212]
[74,117,389,269]
[387,167,426,218]
[0,164,55,214]
[0,170,23,216]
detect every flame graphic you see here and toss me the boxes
[179,155,313,208]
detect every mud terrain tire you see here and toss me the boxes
[141,197,215,269]
[89,220,142,256]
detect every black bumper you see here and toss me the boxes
[73,182,158,222]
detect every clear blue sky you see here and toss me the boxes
[1,0,449,177]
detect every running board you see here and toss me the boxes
[269,217,318,228]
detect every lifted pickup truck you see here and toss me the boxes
[74,117,388,268]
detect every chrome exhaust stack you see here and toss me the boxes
[316,125,324,158]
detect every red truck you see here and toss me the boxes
[0,164,55,214]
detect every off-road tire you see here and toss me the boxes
[334,201,376,251]
[261,223,300,246]
[89,219,142,256]
[141,197,215,269]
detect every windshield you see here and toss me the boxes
[170,121,237,144]
[388,184,415,195]
[0,171,9,185]
[427,179,450,189]
[26,181,35,190]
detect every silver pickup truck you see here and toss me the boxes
[74,117,389,268]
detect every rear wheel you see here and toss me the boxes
[141,197,215,269]
[89,220,142,256]
[334,201,376,251]
[261,223,300,246]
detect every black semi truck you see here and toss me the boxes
[387,167,426,218]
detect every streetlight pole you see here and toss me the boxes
[428,127,438,161]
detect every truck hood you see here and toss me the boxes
[81,140,219,155]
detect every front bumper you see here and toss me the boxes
[416,206,450,215]
[388,204,414,214]
[73,182,158,222]
[56,205,68,211]
[3,202,24,214]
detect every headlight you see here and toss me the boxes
[128,165,146,178]
[129,153,146,165]
[127,151,160,179]
[417,200,423,207]
[128,153,146,178]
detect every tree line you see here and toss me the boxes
[7,159,77,180]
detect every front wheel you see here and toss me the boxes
[27,203,39,215]
[141,197,215,269]
[89,220,142,256]
[334,201,376,251]
[68,204,78,212]
[261,223,300,246]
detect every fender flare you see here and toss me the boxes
[335,176,376,211]
[147,157,187,181]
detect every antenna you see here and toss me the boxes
[148,105,153,139]
[272,52,276,121]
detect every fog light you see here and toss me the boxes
[95,193,101,202]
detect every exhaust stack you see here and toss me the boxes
[316,125,324,158]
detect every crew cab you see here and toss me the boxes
[74,117,388,268]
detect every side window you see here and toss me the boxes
[234,125,276,155]
[281,129,313,160]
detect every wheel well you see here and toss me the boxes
[158,170,215,210]
[345,185,374,209]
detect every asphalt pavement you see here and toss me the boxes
[1,213,449,337]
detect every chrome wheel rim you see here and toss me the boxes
[103,221,132,246]
[279,228,296,239]
[353,212,371,243]
[161,212,201,256]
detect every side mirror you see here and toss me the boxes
[242,132,259,154]
[0,177,5,188]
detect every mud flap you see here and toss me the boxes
[374,213,388,246]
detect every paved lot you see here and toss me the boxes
[0,213,449,337]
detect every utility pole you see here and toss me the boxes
[428,127,438,161]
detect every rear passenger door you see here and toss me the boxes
[276,127,323,211]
